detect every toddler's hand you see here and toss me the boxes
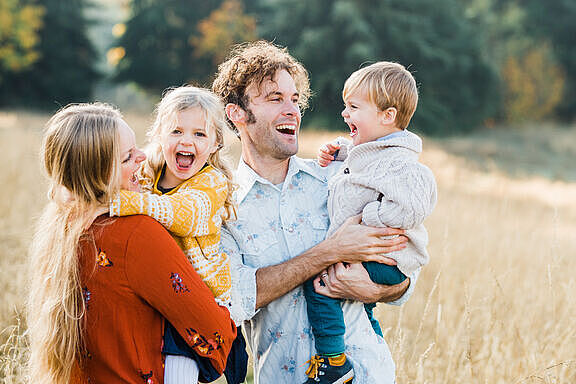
[317,142,340,167]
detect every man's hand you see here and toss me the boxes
[317,142,340,167]
[313,262,410,303]
[322,215,408,265]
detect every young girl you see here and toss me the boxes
[109,86,245,384]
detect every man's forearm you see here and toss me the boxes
[374,277,410,303]
[255,241,338,309]
[254,218,409,309]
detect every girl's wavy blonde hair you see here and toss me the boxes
[27,103,124,384]
[140,85,236,220]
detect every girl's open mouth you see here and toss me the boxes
[176,152,194,169]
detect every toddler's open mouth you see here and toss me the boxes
[349,124,358,138]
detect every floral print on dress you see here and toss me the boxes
[184,328,223,355]
[170,272,190,293]
[82,287,91,309]
[97,250,113,267]
[139,370,154,384]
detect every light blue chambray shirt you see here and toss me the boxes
[222,156,418,384]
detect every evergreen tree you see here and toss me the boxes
[0,0,44,81]
[251,0,499,134]
[0,0,100,109]
[114,0,250,92]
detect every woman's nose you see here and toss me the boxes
[135,149,146,163]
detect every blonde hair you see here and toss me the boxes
[212,40,310,135]
[140,85,236,219]
[27,103,124,384]
[343,61,418,130]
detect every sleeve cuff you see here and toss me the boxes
[387,268,420,306]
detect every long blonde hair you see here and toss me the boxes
[141,85,236,219]
[27,103,124,384]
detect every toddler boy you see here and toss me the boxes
[303,62,437,384]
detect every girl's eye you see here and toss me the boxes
[195,132,207,137]
[171,129,181,135]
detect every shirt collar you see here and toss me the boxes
[235,156,327,203]
[376,130,410,142]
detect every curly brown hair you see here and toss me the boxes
[212,40,311,136]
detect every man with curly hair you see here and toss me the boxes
[215,41,417,384]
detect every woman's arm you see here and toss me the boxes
[125,217,236,374]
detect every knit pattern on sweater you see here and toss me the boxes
[110,165,232,306]
[328,131,437,275]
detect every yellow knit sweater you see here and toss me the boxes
[110,165,231,306]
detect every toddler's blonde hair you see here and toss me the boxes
[343,61,418,130]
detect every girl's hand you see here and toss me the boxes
[317,142,340,167]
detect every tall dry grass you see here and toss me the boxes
[1,111,575,383]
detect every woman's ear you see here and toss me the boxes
[225,103,246,126]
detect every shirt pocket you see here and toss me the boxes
[310,215,330,244]
[240,229,279,268]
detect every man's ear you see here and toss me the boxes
[225,103,246,125]
[380,107,397,125]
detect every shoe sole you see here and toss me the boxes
[334,370,354,384]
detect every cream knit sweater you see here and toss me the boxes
[327,130,437,276]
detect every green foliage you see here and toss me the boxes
[0,0,44,76]
[522,0,576,120]
[193,0,257,65]
[114,0,256,92]
[0,0,100,109]
[250,0,499,135]
[501,44,564,123]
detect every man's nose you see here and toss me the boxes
[283,100,300,116]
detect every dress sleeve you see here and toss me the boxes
[110,178,227,238]
[124,217,236,374]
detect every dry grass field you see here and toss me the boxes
[1,110,575,383]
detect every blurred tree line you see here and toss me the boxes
[0,0,574,135]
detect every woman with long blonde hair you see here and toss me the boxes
[27,103,236,384]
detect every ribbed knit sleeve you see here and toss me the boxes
[110,167,227,238]
[125,217,236,374]
[333,137,352,161]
